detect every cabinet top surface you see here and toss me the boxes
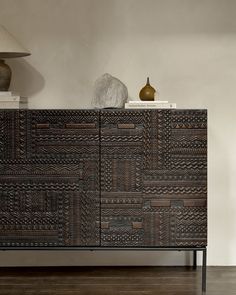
[0,108,208,111]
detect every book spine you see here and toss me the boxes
[0,91,12,96]
[125,103,176,109]
[0,102,20,109]
[0,96,20,102]
[128,100,168,104]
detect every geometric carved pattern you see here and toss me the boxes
[100,110,149,246]
[100,109,207,247]
[0,110,100,247]
[0,109,207,248]
[0,181,71,247]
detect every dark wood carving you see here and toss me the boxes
[100,109,207,247]
[0,110,100,247]
[0,109,207,248]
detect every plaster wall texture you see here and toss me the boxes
[0,0,236,266]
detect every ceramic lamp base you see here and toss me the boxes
[0,59,11,91]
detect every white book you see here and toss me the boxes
[0,103,28,109]
[0,95,20,102]
[0,97,28,109]
[125,102,176,109]
[0,91,13,96]
[128,100,168,104]
[0,91,19,96]
[0,101,20,109]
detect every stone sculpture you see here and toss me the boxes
[92,73,128,108]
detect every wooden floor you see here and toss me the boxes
[0,266,235,295]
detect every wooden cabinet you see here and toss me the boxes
[0,110,100,247]
[100,110,207,247]
[0,109,207,248]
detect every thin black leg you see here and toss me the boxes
[202,248,207,293]
[193,250,197,269]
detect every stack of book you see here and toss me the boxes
[0,92,28,109]
[125,100,176,109]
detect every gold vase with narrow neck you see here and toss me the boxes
[139,77,156,101]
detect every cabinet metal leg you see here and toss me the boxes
[202,248,207,293]
[193,250,197,269]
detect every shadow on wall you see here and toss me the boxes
[7,59,45,97]
[208,110,232,265]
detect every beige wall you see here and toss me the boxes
[0,0,236,266]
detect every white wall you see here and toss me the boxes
[0,0,236,266]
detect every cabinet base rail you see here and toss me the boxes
[0,246,207,293]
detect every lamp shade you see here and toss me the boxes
[0,25,31,58]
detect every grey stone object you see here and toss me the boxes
[92,73,128,108]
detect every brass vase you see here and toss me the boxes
[139,77,156,101]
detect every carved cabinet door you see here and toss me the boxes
[100,109,207,247]
[0,110,100,247]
